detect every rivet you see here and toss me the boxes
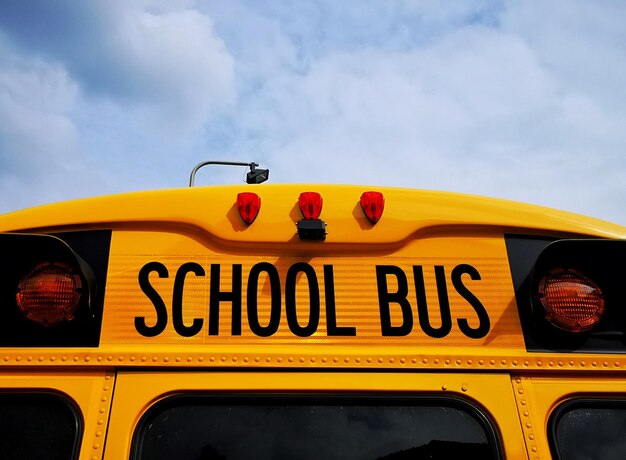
[461,385,468,392]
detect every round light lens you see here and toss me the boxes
[538,268,604,332]
[16,262,82,326]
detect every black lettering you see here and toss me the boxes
[136,262,169,337]
[452,264,490,339]
[209,264,242,335]
[172,262,205,337]
[324,265,356,336]
[285,263,320,337]
[414,266,452,338]
[376,265,413,336]
[247,263,281,337]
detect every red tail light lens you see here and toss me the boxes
[360,191,385,223]
[299,192,323,220]
[16,262,82,327]
[537,268,604,332]
[237,192,261,224]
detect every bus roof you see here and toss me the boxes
[1,184,624,242]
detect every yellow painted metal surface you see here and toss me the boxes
[2,185,626,459]
[1,185,625,241]
[101,230,522,350]
[512,375,626,460]
[105,371,527,460]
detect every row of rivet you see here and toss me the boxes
[512,376,539,460]
[0,354,625,369]
[91,371,114,460]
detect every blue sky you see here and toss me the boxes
[1,1,625,224]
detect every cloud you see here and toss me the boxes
[204,1,626,224]
[1,0,625,226]
[0,0,235,133]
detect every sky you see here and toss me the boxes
[1,1,625,225]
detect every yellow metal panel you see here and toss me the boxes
[1,185,625,242]
[101,229,524,352]
[105,371,527,460]
[0,371,115,460]
[511,375,626,460]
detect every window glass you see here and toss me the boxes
[551,400,626,460]
[133,395,499,460]
[0,393,81,460]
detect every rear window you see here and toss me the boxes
[550,399,626,460]
[0,392,81,460]
[133,394,500,460]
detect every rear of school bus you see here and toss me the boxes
[1,184,626,460]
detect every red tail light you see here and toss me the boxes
[537,268,604,332]
[299,192,323,220]
[237,192,261,224]
[360,191,385,223]
[16,262,83,327]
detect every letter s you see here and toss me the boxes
[136,262,169,337]
[452,264,490,339]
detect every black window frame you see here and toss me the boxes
[131,392,503,460]
[0,390,83,460]
[549,397,626,460]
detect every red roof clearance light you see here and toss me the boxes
[16,262,83,327]
[297,192,326,241]
[298,192,323,220]
[537,268,605,333]
[237,192,261,225]
[360,191,385,223]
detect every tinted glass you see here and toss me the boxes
[134,395,499,460]
[551,400,626,460]
[0,393,81,460]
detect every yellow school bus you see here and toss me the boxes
[1,163,625,459]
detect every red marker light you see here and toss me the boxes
[237,192,261,224]
[16,262,82,327]
[537,268,605,332]
[299,192,323,220]
[360,191,385,223]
